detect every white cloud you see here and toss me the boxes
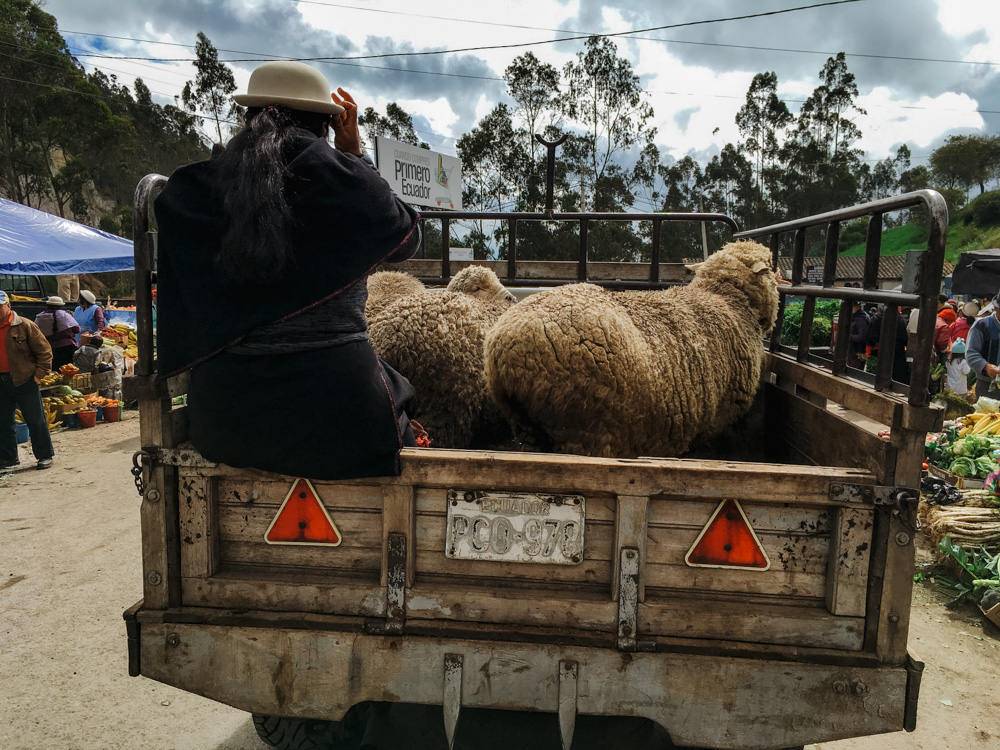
[855,87,985,157]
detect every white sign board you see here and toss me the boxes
[375,136,463,210]
[449,247,473,261]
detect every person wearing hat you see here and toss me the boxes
[950,300,979,343]
[946,338,972,399]
[966,292,1000,398]
[0,289,55,470]
[34,296,80,369]
[154,61,421,480]
[72,289,105,344]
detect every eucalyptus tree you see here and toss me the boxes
[558,36,655,211]
[358,102,427,152]
[181,32,243,145]
[735,72,791,223]
[503,52,561,163]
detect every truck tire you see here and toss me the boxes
[252,714,342,750]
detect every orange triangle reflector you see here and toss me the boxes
[264,478,342,546]
[685,499,770,570]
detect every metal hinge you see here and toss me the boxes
[829,482,917,510]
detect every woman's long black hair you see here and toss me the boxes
[213,105,332,286]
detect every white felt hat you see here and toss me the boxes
[234,61,344,116]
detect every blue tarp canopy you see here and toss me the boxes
[0,196,133,275]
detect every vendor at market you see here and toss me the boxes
[34,296,79,369]
[73,290,105,343]
[72,335,104,374]
[965,291,1000,398]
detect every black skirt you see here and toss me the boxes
[187,341,415,480]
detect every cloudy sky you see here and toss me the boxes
[42,0,1000,172]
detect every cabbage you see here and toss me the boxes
[975,456,997,476]
[949,457,978,477]
[975,397,1000,414]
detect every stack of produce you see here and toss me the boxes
[919,485,1000,552]
[109,322,139,359]
[38,371,63,386]
[85,394,119,409]
[925,423,1000,479]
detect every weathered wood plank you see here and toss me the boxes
[825,507,873,617]
[765,384,896,480]
[638,598,864,651]
[218,505,383,549]
[413,548,612,586]
[216,479,386,512]
[177,474,217,578]
[140,462,179,609]
[220,541,381,574]
[766,353,902,427]
[643,564,827,599]
[192,451,878,509]
[647,500,833,534]
[181,573,384,616]
[139,622,903,748]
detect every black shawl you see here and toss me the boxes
[154,130,419,377]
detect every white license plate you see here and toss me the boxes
[445,490,585,565]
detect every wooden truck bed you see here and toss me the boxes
[124,179,947,749]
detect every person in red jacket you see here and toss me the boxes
[0,290,54,470]
[950,301,979,343]
[935,306,957,360]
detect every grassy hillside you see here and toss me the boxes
[841,191,1000,264]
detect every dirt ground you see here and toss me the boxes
[1,414,999,749]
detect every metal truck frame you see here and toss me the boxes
[123,143,946,749]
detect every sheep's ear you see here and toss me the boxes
[684,263,703,272]
[751,260,770,275]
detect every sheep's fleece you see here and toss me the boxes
[365,270,426,320]
[484,240,780,458]
[368,266,516,449]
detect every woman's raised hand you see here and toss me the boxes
[331,88,362,156]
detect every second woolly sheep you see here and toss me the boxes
[483,240,780,458]
[368,265,517,449]
[365,270,427,320]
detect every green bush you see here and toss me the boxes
[780,300,839,348]
[971,191,1000,227]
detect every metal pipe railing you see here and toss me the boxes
[735,189,949,407]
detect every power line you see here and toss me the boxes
[286,0,999,67]
[69,1,867,63]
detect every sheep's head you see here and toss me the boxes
[447,265,516,304]
[686,240,780,332]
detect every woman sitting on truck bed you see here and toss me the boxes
[154,62,421,479]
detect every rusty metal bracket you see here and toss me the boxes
[829,482,917,509]
[443,653,463,749]
[616,546,640,652]
[385,532,407,636]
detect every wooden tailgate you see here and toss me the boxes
[176,450,878,653]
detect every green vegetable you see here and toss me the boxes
[949,457,977,476]
[937,537,1000,608]
[975,456,997,476]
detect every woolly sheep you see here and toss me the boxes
[365,270,426,320]
[368,265,516,449]
[483,240,780,458]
